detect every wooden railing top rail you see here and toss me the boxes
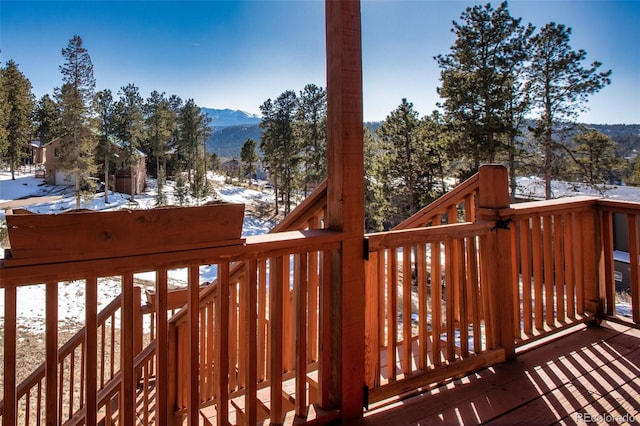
[394,172,479,230]
[366,221,493,251]
[271,179,327,232]
[0,229,342,287]
[596,198,640,214]
[504,196,599,217]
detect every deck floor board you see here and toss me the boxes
[361,321,640,425]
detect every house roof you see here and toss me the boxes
[42,133,146,158]
[110,139,147,158]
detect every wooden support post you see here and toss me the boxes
[325,0,365,420]
[477,165,515,360]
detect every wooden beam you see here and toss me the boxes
[325,0,365,420]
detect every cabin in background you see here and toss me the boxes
[40,136,147,195]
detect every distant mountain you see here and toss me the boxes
[206,124,263,158]
[203,113,639,161]
[582,123,640,158]
[201,108,261,127]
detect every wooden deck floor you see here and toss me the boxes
[360,321,640,425]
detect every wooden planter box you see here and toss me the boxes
[4,202,245,265]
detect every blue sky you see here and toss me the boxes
[1,0,639,124]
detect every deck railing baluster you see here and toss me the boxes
[45,281,58,426]
[628,214,640,324]
[3,285,17,426]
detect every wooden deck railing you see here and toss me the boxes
[164,180,327,424]
[2,166,640,424]
[1,179,329,426]
[363,221,505,403]
[598,200,640,324]
[362,166,640,406]
[509,197,601,347]
[0,229,342,425]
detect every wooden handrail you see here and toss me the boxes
[271,179,327,232]
[0,230,341,286]
[596,198,640,214]
[394,173,479,230]
[366,221,493,251]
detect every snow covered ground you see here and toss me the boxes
[0,169,276,333]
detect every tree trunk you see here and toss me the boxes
[75,171,81,209]
[508,134,516,203]
[544,128,553,199]
[104,155,109,204]
[274,173,279,215]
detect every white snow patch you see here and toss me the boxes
[0,170,276,333]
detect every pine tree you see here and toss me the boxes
[417,111,450,202]
[176,99,203,182]
[114,84,144,201]
[296,84,327,195]
[568,129,622,186]
[0,60,35,180]
[364,126,392,232]
[56,35,97,208]
[144,91,173,202]
[166,95,183,176]
[629,158,640,187]
[33,94,61,145]
[527,22,612,199]
[240,138,259,182]
[435,2,533,176]
[0,62,7,154]
[175,174,189,206]
[377,99,422,218]
[259,90,300,215]
[210,152,221,172]
[95,89,116,202]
